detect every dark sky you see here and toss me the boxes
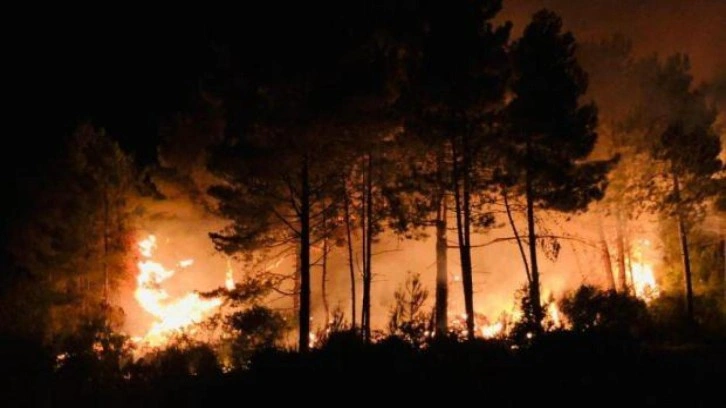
[7,1,725,173]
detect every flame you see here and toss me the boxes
[630,240,660,302]
[179,259,194,268]
[481,321,503,339]
[134,234,225,348]
[225,258,235,290]
[547,301,562,328]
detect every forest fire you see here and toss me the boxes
[133,235,226,347]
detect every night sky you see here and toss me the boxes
[11,1,725,164]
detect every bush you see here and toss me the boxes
[559,285,649,336]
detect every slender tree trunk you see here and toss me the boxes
[452,136,475,340]
[615,210,628,293]
[293,253,300,316]
[672,173,694,323]
[525,141,544,328]
[298,154,311,353]
[321,233,329,322]
[504,188,531,284]
[625,230,635,290]
[362,153,373,342]
[597,216,616,291]
[435,192,448,336]
[343,188,356,328]
[359,161,367,335]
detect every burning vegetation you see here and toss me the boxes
[1,1,725,406]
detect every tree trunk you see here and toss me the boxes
[298,154,311,353]
[452,136,475,340]
[504,188,531,284]
[597,216,616,291]
[362,153,373,342]
[321,234,329,322]
[435,192,448,336]
[293,253,300,317]
[615,210,628,293]
[625,230,635,290]
[672,173,694,323]
[343,188,356,328]
[525,141,544,328]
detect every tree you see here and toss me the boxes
[626,54,723,323]
[5,124,135,345]
[505,10,614,328]
[388,272,430,348]
[206,4,403,351]
[401,0,510,339]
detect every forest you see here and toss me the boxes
[2,1,726,406]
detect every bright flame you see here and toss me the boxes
[631,262,659,301]
[547,302,562,328]
[631,240,660,302]
[225,259,235,291]
[481,321,503,339]
[134,234,225,348]
[138,235,156,258]
[179,259,194,268]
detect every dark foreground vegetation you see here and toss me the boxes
[4,286,726,407]
[4,332,726,407]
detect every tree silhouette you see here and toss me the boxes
[206,4,403,351]
[625,54,723,322]
[504,10,614,328]
[5,124,135,344]
[402,0,510,339]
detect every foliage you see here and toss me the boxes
[3,124,137,344]
[559,285,649,335]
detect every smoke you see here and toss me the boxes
[498,0,726,83]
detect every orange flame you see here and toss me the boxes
[134,235,225,348]
[631,240,660,302]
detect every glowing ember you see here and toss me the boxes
[134,235,225,347]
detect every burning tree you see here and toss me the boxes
[624,54,723,323]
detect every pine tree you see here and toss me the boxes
[504,10,614,328]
